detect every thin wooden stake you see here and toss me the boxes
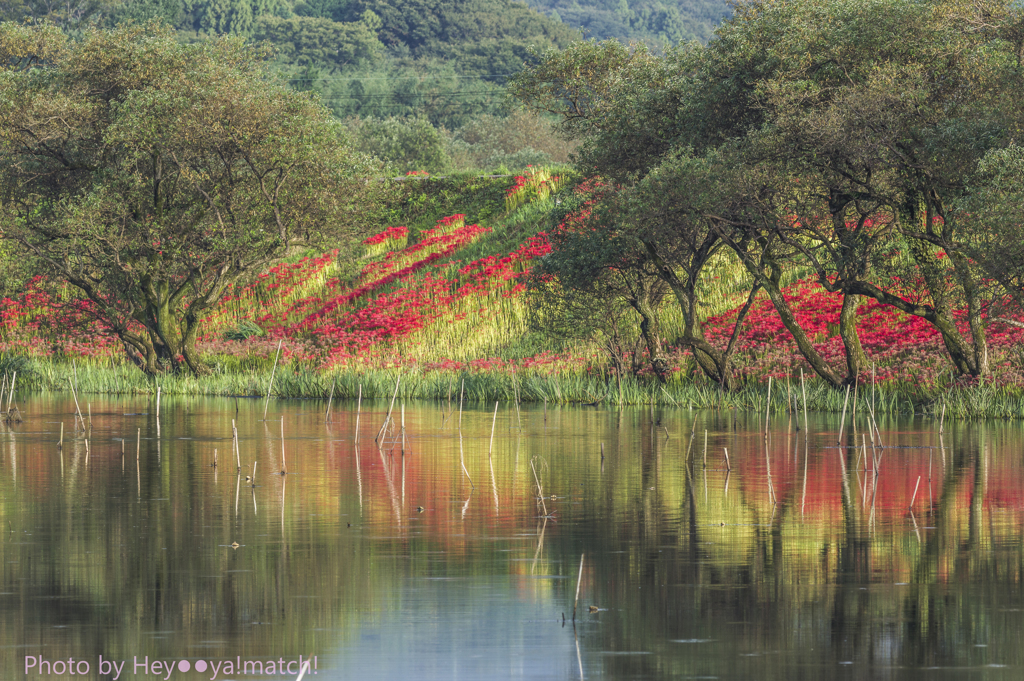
[251,460,258,486]
[909,475,922,509]
[401,402,406,455]
[59,422,64,450]
[800,368,808,434]
[6,371,15,412]
[488,401,498,457]
[281,418,287,474]
[459,380,465,430]
[530,459,547,516]
[765,376,772,437]
[354,384,362,444]
[702,429,708,468]
[69,378,84,429]
[325,379,336,424]
[459,433,474,488]
[376,376,401,444]
[723,447,731,471]
[838,384,851,445]
[263,340,283,420]
[573,554,585,622]
[232,419,241,471]
[136,428,140,463]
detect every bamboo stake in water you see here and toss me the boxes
[281,418,287,474]
[263,340,283,420]
[459,380,465,430]
[251,460,257,486]
[871,363,876,432]
[488,401,498,457]
[530,459,547,516]
[723,447,731,471]
[376,376,401,444]
[702,430,708,468]
[136,428,140,463]
[939,401,945,434]
[232,419,241,471]
[58,422,64,450]
[838,384,851,444]
[85,438,89,465]
[572,554,585,622]
[325,379,336,424]
[7,371,16,412]
[156,386,161,420]
[909,475,922,509]
[69,378,85,429]
[401,402,406,455]
[765,376,772,437]
[800,368,808,434]
[354,384,362,444]
[459,433,474,488]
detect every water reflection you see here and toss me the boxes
[0,397,1023,679]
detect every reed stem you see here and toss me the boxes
[263,340,283,420]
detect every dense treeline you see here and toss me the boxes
[512,0,1024,391]
[0,0,584,169]
[526,0,729,45]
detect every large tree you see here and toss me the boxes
[512,0,1024,388]
[0,22,383,375]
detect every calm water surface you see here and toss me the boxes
[2,395,1023,680]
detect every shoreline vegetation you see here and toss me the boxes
[4,363,1024,420]
[4,10,1024,422]
[2,165,1024,421]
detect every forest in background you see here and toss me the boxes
[0,0,730,174]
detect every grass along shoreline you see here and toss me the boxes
[3,359,1024,420]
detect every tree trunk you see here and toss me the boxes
[741,257,845,389]
[643,243,736,389]
[837,292,868,385]
[632,297,670,383]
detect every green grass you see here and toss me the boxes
[8,355,1024,420]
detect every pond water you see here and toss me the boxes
[2,394,1024,680]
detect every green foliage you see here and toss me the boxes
[254,15,382,67]
[0,23,383,376]
[302,58,503,128]
[224,320,266,341]
[528,0,731,46]
[512,0,1024,390]
[338,0,576,70]
[446,110,575,171]
[348,116,453,174]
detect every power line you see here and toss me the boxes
[316,89,504,101]
[287,73,514,83]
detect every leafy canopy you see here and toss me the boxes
[0,22,383,375]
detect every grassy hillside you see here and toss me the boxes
[3,170,1024,419]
